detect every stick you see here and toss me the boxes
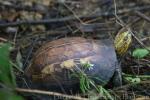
[134,11,150,22]
[15,88,88,100]
[0,37,7,42]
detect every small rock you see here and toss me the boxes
[5,27,18,33]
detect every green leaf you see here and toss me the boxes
[132,48,149,59]
[124,76,141,84]
[0,43,16,87]
[16,51,23,69]
[102,88,114,100]
[97,86,114,100]
[0,89,23,100]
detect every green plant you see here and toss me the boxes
[132,48,149,59]
[122,73,150,84]
[72,62,114,100]
[0,43,23,100]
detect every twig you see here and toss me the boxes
[23,39,37,69]
[122,73,150,78]
[0,37,15,44]
[10,61,24,73]
[134,11,150,22]
[13,28,18,45]
[113,80,150,91]
[0,37,7,42]
[15,88,88,100]
[62,2,84,24]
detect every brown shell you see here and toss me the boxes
[25,37,117,87]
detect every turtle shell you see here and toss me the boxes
[25,37,117,89]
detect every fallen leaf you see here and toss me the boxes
[132,48,149,59]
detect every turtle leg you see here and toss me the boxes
[113,63,122,87]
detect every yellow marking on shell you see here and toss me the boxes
[60,59,76,69]
[41,64,54,74]
[80,57,91,64]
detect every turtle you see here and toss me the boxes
[25,37,122,92]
